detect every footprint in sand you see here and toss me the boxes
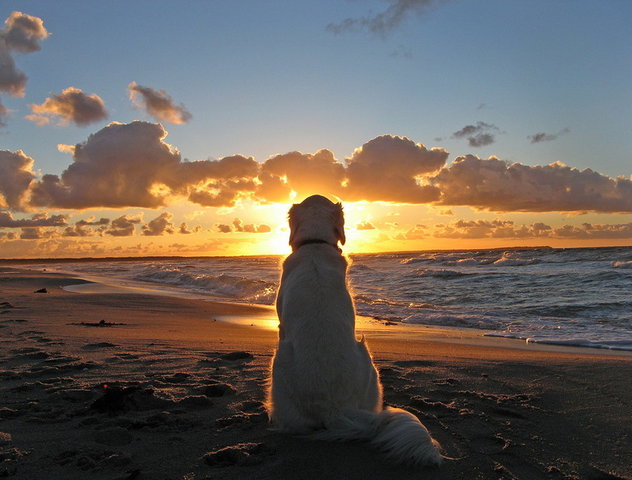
[203,442,275,467]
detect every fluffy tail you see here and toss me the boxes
[308,406,443,467]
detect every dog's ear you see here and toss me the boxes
[335,202,346,245]
[288,203,300,246]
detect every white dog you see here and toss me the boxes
[268,195,442,466]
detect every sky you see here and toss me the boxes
[1,0,631,258]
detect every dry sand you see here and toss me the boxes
[0,267,630,480]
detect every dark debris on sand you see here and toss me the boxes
[69,319,127,328]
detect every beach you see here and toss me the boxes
[1,268,630,480]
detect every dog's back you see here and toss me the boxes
[268,195,442,467]
[271,243,381,431]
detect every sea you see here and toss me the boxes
[20,246,632,352]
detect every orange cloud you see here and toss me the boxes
[27,87,108,126]
[344,135,446,203]
[128,82,191,124]
[257,149,345,202]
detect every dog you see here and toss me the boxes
[268,195,442,466]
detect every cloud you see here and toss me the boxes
[0,211,68,228]
[105,214,142,237]
[0,12,49,97]
[452,122,500,147]
[29,121,259,210]
[19,226,56,240]
[432,219,541,239]
[6,125,632,214]
[343,135,447,203]
[128,82,191,124]
[0,150,36,210]
[216,218,271,233]
[421,219,632,240]
[257,149,346,202]
[178,222,199,234]
[402,224,428,240]
[432,155,632,213]
[528,128,570,144]
[142,212,175,236]
[233,218,271,233]
[26,87,108,126]
[326,0,443,36]
[356,221,376,230]
[553,222,632,239]
[62,225,93,237]
[76,216,110,227]
[0,99,8,127]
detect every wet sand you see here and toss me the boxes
[0,268,630,479]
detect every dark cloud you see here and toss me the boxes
[0,99,8,127]
[422,219,632,240]
[0,150,36,210]
[62,225,92,237]
[216,219,271,233]
[233,218,271,233]
[19,226,55,240]
[76,217,110,227]
[0,12,48,97]
[326,0,443,36]
[553,222,632,239]
[27,87,108,126]
[528,128,570,144]
[0,211,67,228]
[432,155,632,213]
[0,231,17,240]
[343,135,446,203]
[142,212,175,236]
[105,214,142,237]
[452,122,499,147]
[178,222,199,234]
[128,82,191,124]
[216,224,232,234]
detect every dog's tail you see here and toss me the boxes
[309,406,443,467]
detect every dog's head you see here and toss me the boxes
[288,195,345,250]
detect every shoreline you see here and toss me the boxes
[7,265,632,357]
[1,268,631,479]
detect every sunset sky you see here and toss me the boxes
[1,0,631,258]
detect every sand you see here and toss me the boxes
[0,267,630,480]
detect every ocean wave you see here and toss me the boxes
[400,257,433,265]
[402,312,503,330]
[412,268,471,279]
[485,333,632,351]
[134,268,277,304]
[492,253,540,266]
[522,301,631,318]
[612,260,632,269]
